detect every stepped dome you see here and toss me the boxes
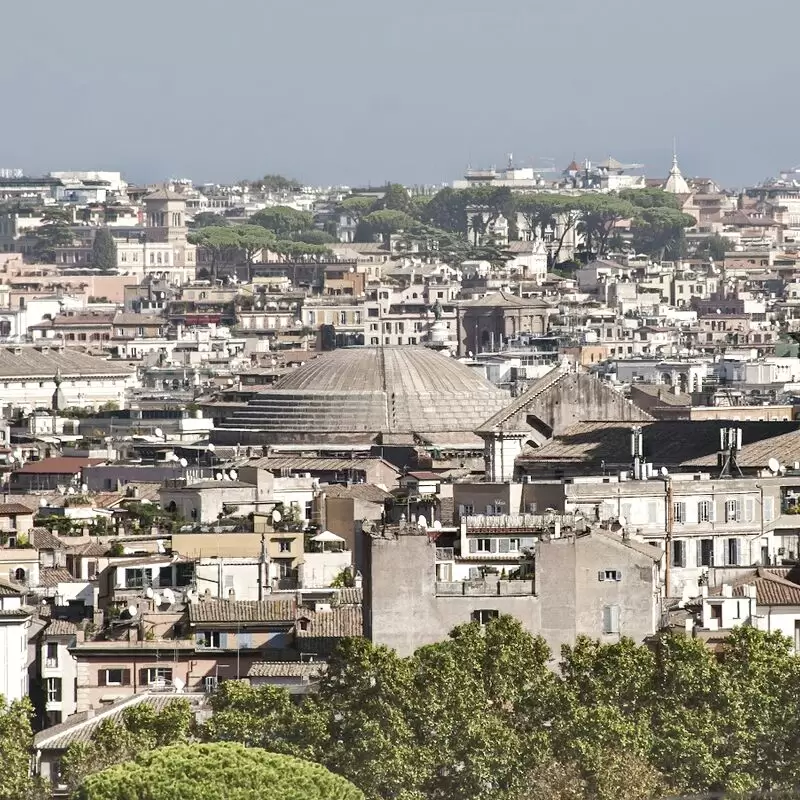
[213,346,510,446]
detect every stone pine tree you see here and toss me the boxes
[92,228,117,271]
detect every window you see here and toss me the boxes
[125,568,145,588]
[727,538,741,566]
[764,496,774,523]
[46,678,62,703]
[725,499,742,523]
[279,540,291,553]
[459,504,474,517]
[340,312,346,325]
[508,538,521,552]
[304,500,313,520]
[471,609,499,625]
[197,632,225,649]
[142,667,173,686]
[602,605,620,634]
[598,570,622,582]
[671,540,686,568]
[46,642,58,668]
[698,500,712,523]
[673,502,686,524]
[698,538,714,567]
[46,711,61,727]
[100,668,129,687]
[475,538,492,553]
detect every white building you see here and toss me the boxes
[40,619,78,726]
[0,581,32,701]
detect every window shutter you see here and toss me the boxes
[709,501,716,523]
[98,669,106,687]
[521,537,535,549]
[498,538,510,554]
[458,504,465,517]
[490,539,498,553]
[121,669,131,686]
[598,571,606,582]
[468,539,477,554]
[764,497,774,523]
[610,605,620,633]
[485,504,493,515]
[220,633,228,649]
[615,571,623,582]
[195,633,204,646]
[140,668,148,685]
[735,499,743,522]
[696,539,703,567]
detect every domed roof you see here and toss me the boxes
[215,347,510,446]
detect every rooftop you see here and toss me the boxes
[188,599,296,624]
[0,348,133,379]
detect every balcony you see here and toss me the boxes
[435,579,535,597]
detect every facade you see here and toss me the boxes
[364,527,662,657]
[0,581,32,701]
[39,620,78,727]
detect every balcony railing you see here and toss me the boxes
[435,579,535,597]
[435,547,454,561]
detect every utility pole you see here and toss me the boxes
[664,477,673,599]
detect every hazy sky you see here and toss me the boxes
[4,0,798,188]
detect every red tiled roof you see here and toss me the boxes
[0,503,35,515]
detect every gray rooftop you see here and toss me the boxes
[216,347,510,445]
[0,347,133,379]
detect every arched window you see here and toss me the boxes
[13,567,25,581]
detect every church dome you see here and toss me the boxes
[213,347,510,446]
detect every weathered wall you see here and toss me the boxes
[530,374,652,436]
[365,534,541,657]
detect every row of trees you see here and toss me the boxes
[14,619,800,800]
[333,183,697,266]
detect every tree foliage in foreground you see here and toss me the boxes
[72,742,363,800]
[48,620,800,800]
[201,620,800,800]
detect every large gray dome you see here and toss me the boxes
[214,347,510,446]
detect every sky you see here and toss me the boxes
[4,0,799,189]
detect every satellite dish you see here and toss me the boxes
[154,428,164,439]
[39,497,47,508]
[768,457,780,474]
[67,487,75,495]
[433,520,442,530]
[12,449,22,460]
[152,593,162,606]
[618,515,627,528]
[215,472,223,481]
[163,588,175,604]
[660,467,669,477]
[207,443,216,452]
[145,587,154,598]
[228,469,238,480]
[179,457,188,468]
[172,676,185,692]
[272,509,282,523]
[779,464,787,475]
[127,605,138,617]
[7,455,15,464]
[80,483,88,494]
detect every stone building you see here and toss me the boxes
[364,527,663,657]
[457,291,555,355]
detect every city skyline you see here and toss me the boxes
[5,0,800,187]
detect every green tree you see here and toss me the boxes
[62,699,193,793]
[630,207,695,261]
[421,187,469,233]
[91,228,117,271]
[293,229,336,245]
[233,225,276,272]
[188,226,240,279]
[336,196,375,222]
[192,211,229,228]
[372,183,413,214]
[576,195,636,258]
[356,210,415,244]
[0,696,37,800]
[31,206,74,262]
[72,742,363,800]
[618,188,681,210]
[251,206,314,238]
[257,174,301,193]
[513,194,582,264]
[695,232,731,262]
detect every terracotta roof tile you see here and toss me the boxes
[188,599,296,624]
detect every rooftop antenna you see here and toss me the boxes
[718,426,743,478]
